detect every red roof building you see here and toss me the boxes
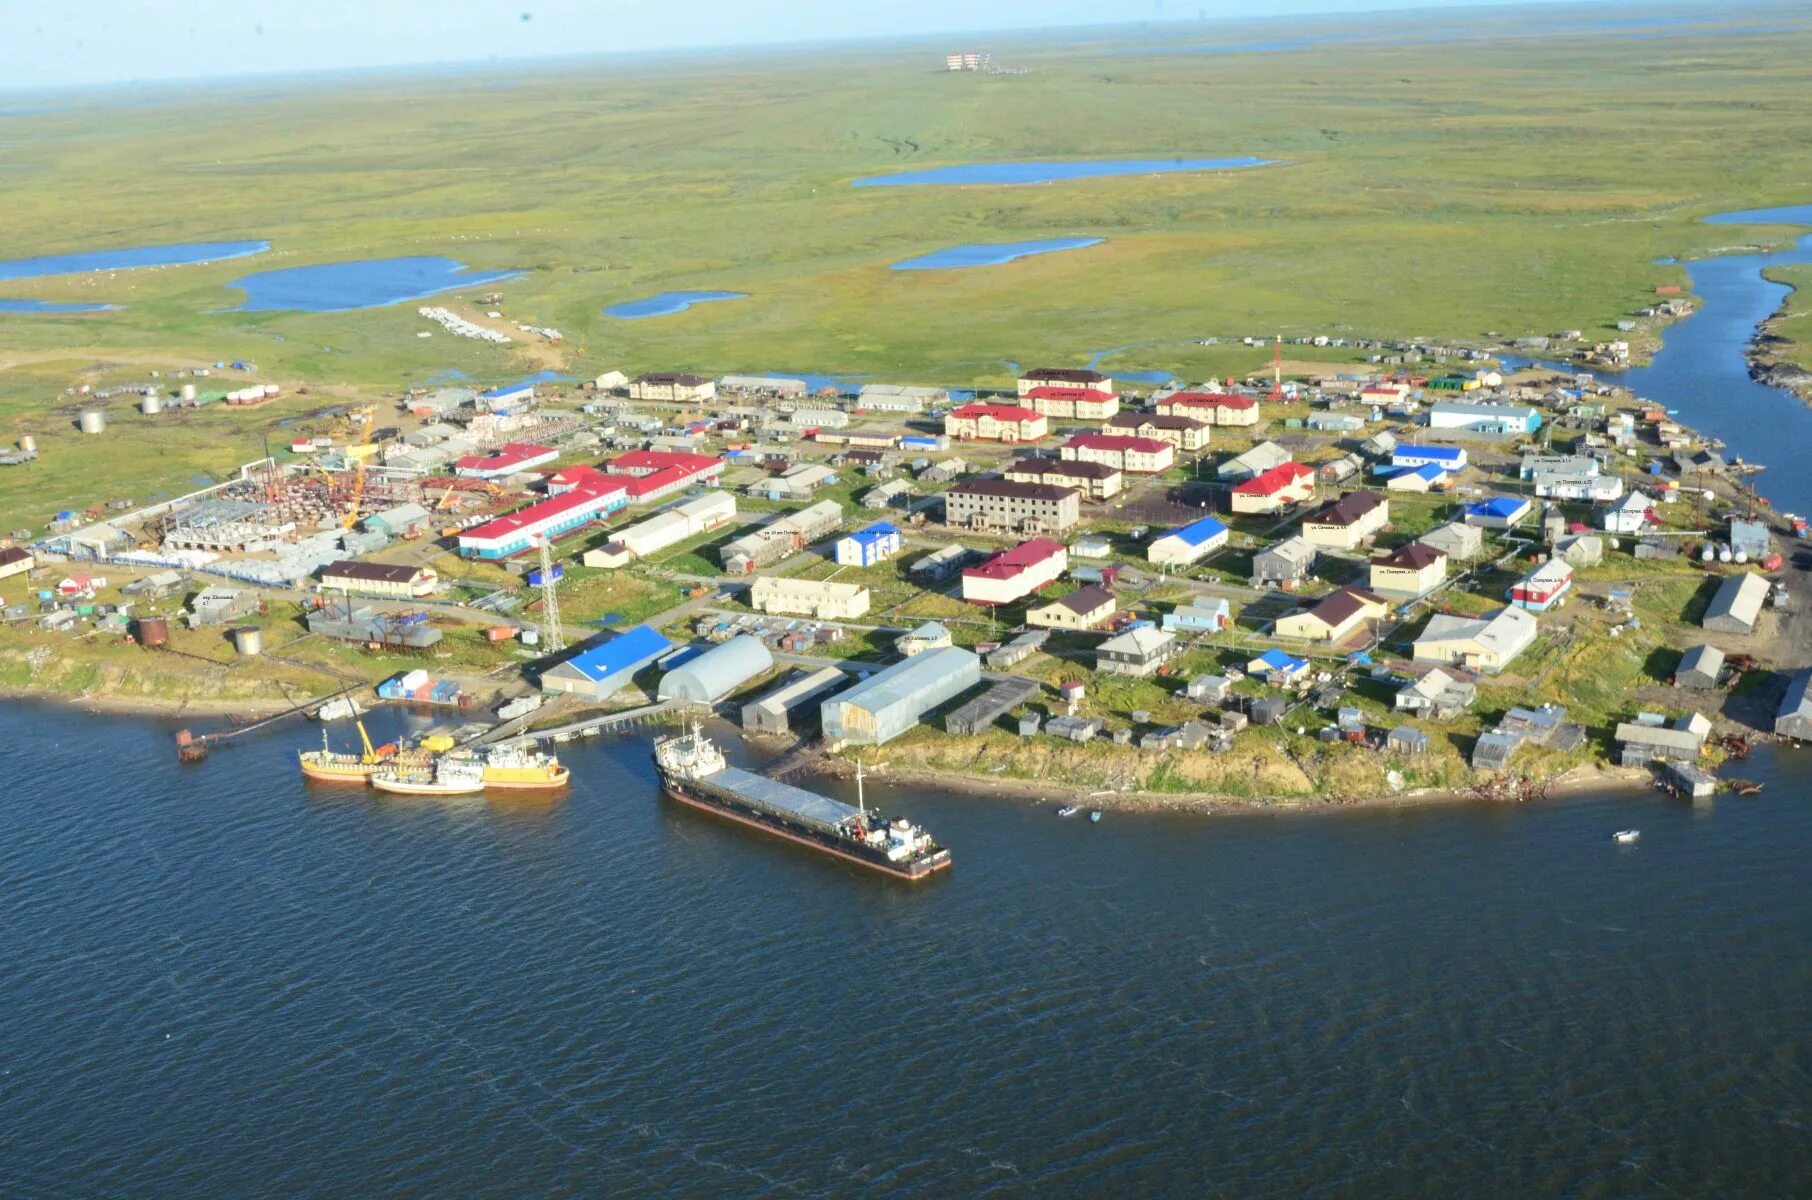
[454,442,560,480]
[1230,462,1317,514]
[1156,391,1261,427]
[1022,385,1119,420]
[961,538,1069,606]
[944,403,1049,443]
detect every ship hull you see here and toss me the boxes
[372,777,485,797]
[660,780,951,881]
[299,757,378,784]
[480,768,571,791]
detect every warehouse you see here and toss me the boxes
[1060,434,1175,475]
[821,646,982,746]
[1004,455,1123,501]
[945,676,1042,736]
[455,442,558,480]
[1026,584,1117,630]
[944,403,1048,443]
[581,491,737,567]
[318,560,439,599]
[833,522,903,567]
[741,666,848,735]
[720,375,807,398]
[1106,411,1211,452]
[720,500,843,573]
[962,539,1068,605]
[362,503,432,539]
[1147,514,1230,567]
[1024,386,1119,421]
[539,625,673,700]
[944,478,1080,534]
[1702,572,1771,635]
[1301,491,1389,550]
[1231,462,1317,515]
[750,462,837,501]
[1674,644,1724,690]
[629,373,715,403]
[1156,391,1260,427]
[1426,401,1542,436]
[1775,669,1812,741]
[656,635,775,705]
[856,383,947,412]
[604,449,725,503]
[1218,440,1292,481]
[458,478,629,558]
[749,576,872,619]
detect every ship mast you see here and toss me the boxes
[855,757,866,816]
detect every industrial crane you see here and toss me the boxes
[342,406,375,528]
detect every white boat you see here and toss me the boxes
[1057,805,1081,817]
[312,695,367,722]
[372,754,486,797]
[1613,829,1640,844]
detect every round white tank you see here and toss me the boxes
[262,383,280,398]
[140,394,164,415]
[19,434,38,453]
[231,626,264,655]
[179,383,198,402]
[78,410,106,434]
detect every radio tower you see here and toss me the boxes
[1268,335,1285,400]
[535,535,564,653]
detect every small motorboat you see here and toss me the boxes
[1057,805,1081,818]
[1612,829,1640,844]
[1089,810,1103,823]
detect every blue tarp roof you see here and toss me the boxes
[1168,514,1230,547]
[1467,497,1529,519]
[480,381,536,400]
[1254,649,1308,673]
[559,624,672,682]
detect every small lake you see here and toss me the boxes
[0,240,269,282]
[602,291,746,319]
[0,299,116,314]
[226,256,521,313]
[853,158,1273,187]
[891,237,1102,271]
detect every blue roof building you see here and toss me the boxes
[1248,648,1309,679]
[539,624,673,700]
[834,522,903,567]
[1392,445,1468,471]
[1463,496,1534,529]
[1148,514,1230,567]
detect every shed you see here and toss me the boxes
[1250,697,1287,726]
[1775,669,1812,741]
[1674,644,1724,690]
[1386,726,1430,756]
[656,635,775,704]
[945,676,1041,736]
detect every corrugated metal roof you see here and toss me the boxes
[657,635,774,703]
[557,625,672,682]
[1164,514,1229,547]
[831,646,978,715]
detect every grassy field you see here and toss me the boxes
[3,2,1812,530]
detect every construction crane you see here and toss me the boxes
[342,406,375,528]
[534,534,565,653]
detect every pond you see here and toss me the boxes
[0,299,116,314]
[225,256,521,312]
[0,240,270,282]
[602,291,746,319]
[853,159,1273,187]
[891,238,1103,271]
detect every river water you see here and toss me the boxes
[3,702,1810,1198]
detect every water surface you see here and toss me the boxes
[0,298,116,314]
[892,237,1103,271]
[2,701,1808,1196]
[602,290,746,319]
[0,239,269,281]
[854,158,1273,187]
[227,256,521,312]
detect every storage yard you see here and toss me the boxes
[4,346,1809,805]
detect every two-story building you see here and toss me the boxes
[1230,462,1317,515]
[1369,541,1448,598]
[1023,386,1119,421]
[1157,391,1261,427]
[944,403,1048,443]
[1301,491,1389,550]
[1104,411,1211,452]
[961,539,1069,605]
[1004,455,1123,501]
[1060,434,1175,475]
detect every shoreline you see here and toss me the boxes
[806,751,1656,816]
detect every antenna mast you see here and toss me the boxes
[536,535,564,653]
[1269,335,1285,400]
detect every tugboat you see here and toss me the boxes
[479,744,572,790]
[371,753,487,797]
[652,723,951,881]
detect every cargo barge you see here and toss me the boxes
[652,724,951,881]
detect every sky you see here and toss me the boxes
[6,0,1659,91]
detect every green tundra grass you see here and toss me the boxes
[2,2,1811,530]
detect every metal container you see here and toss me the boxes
[230,626,264,655]
[78,410,106,434]
[140,394,164,415]
[18,435,37,454]
[135,615,170,648]
[179,383,197,403]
